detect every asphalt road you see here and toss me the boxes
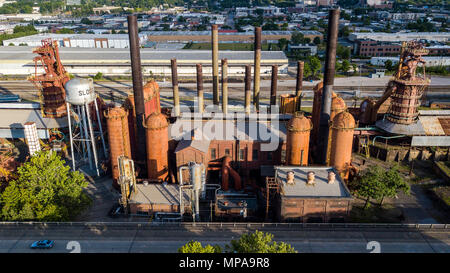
[0,224,448,253]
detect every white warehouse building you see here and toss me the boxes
[371,56,450,67]
[0,47,289,76]
[3,33,147,48]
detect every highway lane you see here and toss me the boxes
[0,224,448,253]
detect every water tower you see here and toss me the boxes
[65,78,107,176]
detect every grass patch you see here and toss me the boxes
[436,161,450,178]
[350,203,403,223]
[430,186,450,206]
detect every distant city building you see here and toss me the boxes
[355,39,402,57]
[288,44,318,57]
[3,33,147,48]
[66,0,81,5]
[316,0,335,6]
[370,56,450,67]
[426,45,450,56]
[349,32,450,43]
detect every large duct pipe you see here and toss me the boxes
[253,26,261,111]
[317,9,340,165]
[211,25,219,105]
[245,64,252,114]
[127,15,146,164]
[296,61,304,111]
[270,65,278,106]
[221,58,228,114]
[171,58,180,117]
[196,64,204,113]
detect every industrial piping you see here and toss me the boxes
[270,64,278,107]
[221,59,228,114]
[317,9,340,164]
[211,25,219,105]
[196,64,204,113]
[127,15,147,165]
[245,64,252,115]
[253,26,262,111]
[171,58,180,117]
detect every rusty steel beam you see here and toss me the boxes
[171,58,180,117]
[211,25,219,105]
[127,15,146,164]
[270,64,278,106]
[196,63,204,113]
[317,9,340,164]
[253,26,261,111]
[245,64,252,115]
[221,59,228,115]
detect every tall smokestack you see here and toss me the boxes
[127,15,146,164]
[270,65,278,107]
[253,26,261,111]
[221,59,228,115]
[296,61,304,111]
[171,58,180,117]
[196,64,204,113]
[317,9,340,164]
[245,64,252,115]
[211,25,219,105]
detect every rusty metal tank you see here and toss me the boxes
[144,112,169,181]
[311,82,336,142]
[143,80,161,118]
[330,95,346,122]
[329,111,355,180]
[123,94,137,160]
[286,111,313,166]
[104,106,132,185]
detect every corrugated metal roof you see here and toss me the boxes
[129,183,191,205]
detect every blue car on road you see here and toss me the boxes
[30,240,54,249]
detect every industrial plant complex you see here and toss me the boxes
[0,1,449,255]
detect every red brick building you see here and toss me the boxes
[356,39,401,57]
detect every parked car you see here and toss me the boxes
[30,240,54,249]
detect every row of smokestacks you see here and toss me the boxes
[109,10,349,186]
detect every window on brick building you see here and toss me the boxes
[225,148,231,157]
[252,149,258,161]
[239,149,245,161]
[211,148,217,160]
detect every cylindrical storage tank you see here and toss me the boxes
[359,98,374,125]
[145,112,169,182]
[123,94,137,160]
[286,112,313,166]
[42,83,68,118]
[329,111,355,180]
[143,80,161,118]
[104,106,132,186]
[330,96,346,122]
[65,78,96,106]
[280,94,298,114]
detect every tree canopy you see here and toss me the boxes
[351,165,410,209]
[178,230,297,253]
[0,151,91,221]
[178,241,222,253]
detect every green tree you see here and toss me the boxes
[351,165,410,209]
[93,72,103,80]
[341,59,351,75]
[226,230,297,253]
[56,28,75,34]
[307,55,322,79]
[278,38,288,51]
[178,241,222,253]
[290,31,304,45]
[384,60,393,71]
[0,151,91,221]
[313,37,321,45]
